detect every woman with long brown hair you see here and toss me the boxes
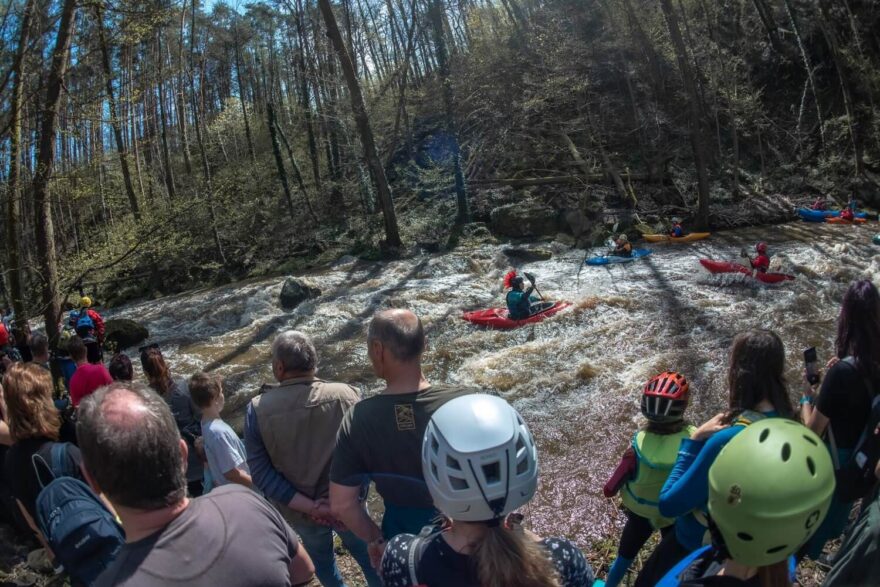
[2,363,86,543]
[380,394,593,587]
[140,347,203,496]
[635,329,795,586]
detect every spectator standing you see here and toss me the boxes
[68,336,113,407]
[140,347,203,496]
[76,383,315,586]
[635,329,795,586]
[380,394,594,587]
[245,331,380,587]
[801,279,880,559]
[108,353,134,381]
[190,372,253,490]
[29,334,50,371]
[329,309,474,567]
[2,364,85,549]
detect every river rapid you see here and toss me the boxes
[108,222,880,547]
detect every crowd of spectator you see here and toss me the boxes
[0,282,877,586]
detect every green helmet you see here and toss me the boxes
[708,419,835,567]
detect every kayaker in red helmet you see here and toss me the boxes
[504,270,540,320]
[745,242,771,273]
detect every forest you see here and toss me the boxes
[1,0,879,341]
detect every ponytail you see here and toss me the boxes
[472,524,561,587]
[757,561,791,587]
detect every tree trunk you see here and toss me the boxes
[95,2,140,219]
[233,37,257,166]
[267,102,297,220]
[659,0,710,229]
[156,32,178,199]
[33,0,77,345]
[5,0,35,330]
[782,0,824,147]
[429,0,469,224]
[318,0,402,247]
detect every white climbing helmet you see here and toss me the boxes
[422,394,539,522]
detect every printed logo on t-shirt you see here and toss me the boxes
[395,404,416,431]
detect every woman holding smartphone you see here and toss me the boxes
[801,279,880,559]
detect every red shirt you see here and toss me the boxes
[69,363,113,407]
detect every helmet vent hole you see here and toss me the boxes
[803,434,818,446]
[450,476,469,491]
[482,462,501,484]
[431,463,439,481]
[759,428,770,443]
[517,457,528,475]
[446,456,462,471]
[736,532,753,542]
[781,443,791,462]
[431,437,440,455]
[766,545,788,555]
[807,457,816,476]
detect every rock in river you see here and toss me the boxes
[280,278,322,310]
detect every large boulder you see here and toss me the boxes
[280,278,321,310]
[104,319,149,350]
[490,202,562,238]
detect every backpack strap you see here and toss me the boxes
[31,442,69,491]
[407,525,439,586]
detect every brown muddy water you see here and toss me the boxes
[108,222,880,547]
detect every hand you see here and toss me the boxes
[368,538,386,570]
[825,356,840,370]
[691,413,726,442]
[802,368,820,394]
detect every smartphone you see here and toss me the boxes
[804,347,820,385]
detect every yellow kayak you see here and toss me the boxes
[643,232,711,244]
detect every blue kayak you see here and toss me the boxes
[585,248,653,266]
[797,207,867,222]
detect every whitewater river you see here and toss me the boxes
[108,222,879,547]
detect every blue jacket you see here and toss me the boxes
[244,403,296,505]
[659,411,778,550]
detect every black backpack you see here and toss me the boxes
[33,443,124,585]
[828,358,880,502]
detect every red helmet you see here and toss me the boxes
[0,322,8,347]
[755,242,768,254]
[641,371,690,423]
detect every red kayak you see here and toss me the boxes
[699,259,795,284]
[462,301,572,329]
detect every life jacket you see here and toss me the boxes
[506,290,530,319]
[622,426,695,528]
[671,224,684,237]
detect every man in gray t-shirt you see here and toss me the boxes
[76,382,315,586]
[97,485,299,586]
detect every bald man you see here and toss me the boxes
[329,309,475,568]
[76,383,315,587]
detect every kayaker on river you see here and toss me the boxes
[504,270,542,319]
[742,242,770,273]
[809,196,828,211]
[669,218,684,238]
[613,234,633,257]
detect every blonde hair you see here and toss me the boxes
[3,363,61,441]
[472,525,561,587]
